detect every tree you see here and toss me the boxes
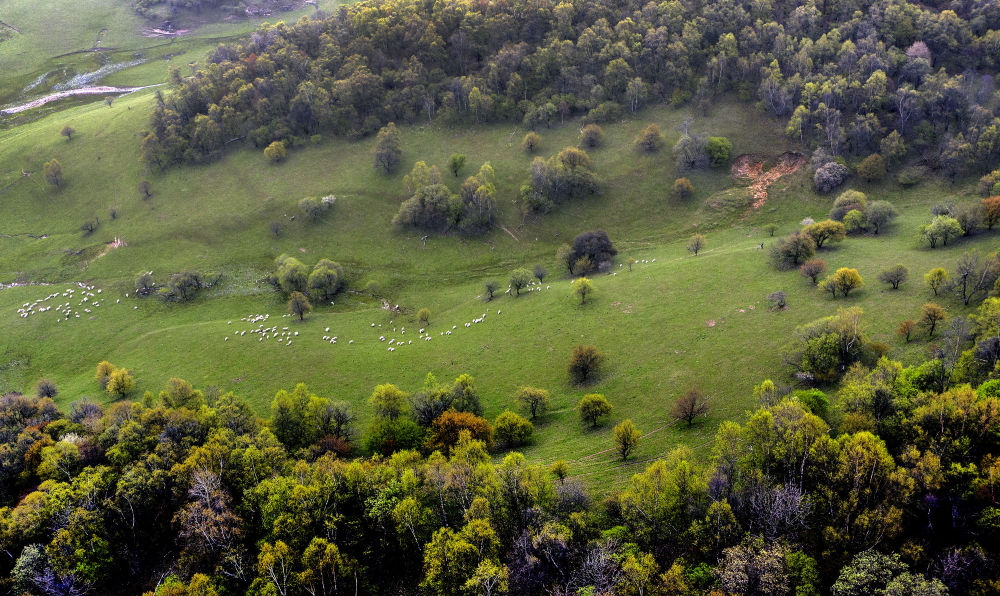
[61,125,76,141]
[866,201,898,234]
[299,197,328,221]
[167,270,202,301]
[674,177,694,199]
[925,268,948,296]
[426,411,493,453]
[634,124,663,152]
[36,378,58,398]
[448,153,466,177]
[687,234,706,255]
[580,124,604,148]
[308,259,343,300]
[803,220,846,248]
[533,265,547,283]
[878,265,908,289]
[843,210,867,234]
[767,291,787,309]
[764,223,778,237]
[494,411,533,447]
[830,268,864,297]
[568,344,604,384]
[509,268,531,296]
[550,460,569,482]
[919,216,963,248]
[814,162,848,193]
[370,383,409,420]
[572,277,593,304]
[483,280,499,301]
[706,136,732,166]
[897,320,916,343]
[613,419,641,460]
[577,393,613,427]
[799,259,827,284]
[982,196,1000,230]
[374,122,402,173]
[570,230,617,269]
[857,154,886,181]
[556,244,574,274]
[671,389,709,426]
[521,132,541,153]
[275,255,308,294]
[43,159,62,187]
[418,308,430,324]
[138,180,152,200]
[513,386,550,420]
[264,141,286,163]
[770,232,816,270]
[921,303,947,338]
[106,368,135,399]
[830,190,868,221]
[95,360,116,388]
[288,291,312,320]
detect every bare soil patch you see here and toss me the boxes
[730,152,806,211]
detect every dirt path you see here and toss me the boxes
[0,20,21,34]
[1,84,162,115]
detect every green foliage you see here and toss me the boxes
[568,344,604,385]
[771,232,816,270]
[494,410,533,447]
[856,153,886,181]
[706,136,732,167]
[919,215,963,248]
[288,291,312,320]
[513,386,550,420]
[687,234,706,255]
[579,124,604,149]
[634,124,663,153]
[43,159,62,187]
[613,418,641,460]
[374,123,402,174]
[571,277,593,304]
[521,132,541,154]
[673,177,694,199]
[508,268,532,297]
[106,367,135,398]
[264,140,286,163]
[577,393,613,427]
[447,153,465,177]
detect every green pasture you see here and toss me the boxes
[0,36,994,489]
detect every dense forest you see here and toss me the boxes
[143,0,1000,180]
[2,338,999,594]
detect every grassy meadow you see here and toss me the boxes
[0,19,994,489]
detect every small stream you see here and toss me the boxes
[1,83,162,115]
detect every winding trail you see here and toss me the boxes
[1,84,163,115]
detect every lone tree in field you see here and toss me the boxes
[803,219,846,248]
[509,268,532,296]
[374,122,402,173]
[61,126,76,141]
[569,344,604,384]
[264,141,286,163]
[577,393,613,428]
[579,124,604,148]
[417,308,430,324]
[43,159,63,188]
[925,267,948,296]
[138,180,152,200]
[448,153,465,177]
[799,259,827,285]
[533,264,547,283]
[878,264,908,289]
[634,124,663,152]
[671,389,710,427]
[770,232,816,269]
[36,379,58,398]
[898,320,916,343]
[674,177,694,199]
[613,419,641,461]
[921,303,947,338]
[572,277,593,304]
[521,132,541,154]
[483,280,499,301]
[288,291,312,321]
[687,234,706,256]
[826,267,864,297]
[514,386,550,420]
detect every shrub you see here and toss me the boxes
[533,265,547,283]
[770,232,816,270]
[803,220,846,249]
[634,124,663,152]
[613,419,641,460]
[264,141,286,163]
[135,271,156,296]
[166,270,202,301]
[829,267,863,297]
[799,259,827,284]
[706,136,732,166]
[288,291,312,320]
[814,162,848,193]
[767,291,787,309]
[95,361,116,388]
[513,386,550,419]
[275,255,308,294]
[36,379,58,398]
[373,123,402,173]
[843,210,866,234]
[571,277,594,304]
[897,165,927,187]
[299,196,330,221]
[569,230,617,271]
[417,308,430,324]
[426,411,493,453]
[43,159,63,187]
[61,126,76,141]
[577,393,613,427]
[138,180,152,199]
[509,268,532,296]
[670,389,709,426]
[448,153,466,177]
[866,201,898,234]
[924,268,948,296]
[579,124,604,148]
[585,101,623,123]
[897,320,916,343]
[494,411,533,447]
[521,132,542,153]
[674,177,694,199]
[829,190,868,221]
[308,259,343,300]
[106,368,135,399]
[878,264,908,289]
[483,280,499,301]
[687,234,706,255]
[856,153,886,181]
[569,344,604,384]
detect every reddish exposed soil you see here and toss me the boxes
[730,152,806,211]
